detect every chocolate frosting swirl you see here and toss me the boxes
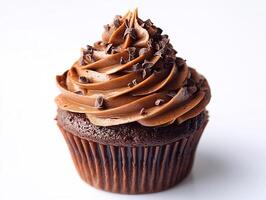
[55,9,211,127]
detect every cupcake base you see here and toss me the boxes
[57,111,208,194]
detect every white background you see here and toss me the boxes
[1,0,266,199]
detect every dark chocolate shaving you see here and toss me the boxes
[152,68,162,74]
[142,59,154,68]
[128,82,133,87]
[111,48,118,54]
[114,18,121,28]
[74,91,83,95]
[142,68,148,78]
[80,45,95,65]
[140,108,147,115]
[139,48,148,56]
[120,57,126,64]
[154,49,164,58]
[167,91,177,98]
[155,99,165,106]
[188,86,198,94]
[156,27,163,35]
[104,24,110,31]
[176,57,186,69]
[165,56,175,67]
[154,43,160,51]
[132,63,142,71]
[79,76,90,83]
[126,47,137,61]
[105,43,113,54]
[186,78,195,87]
[132,79,138,86]
[124,27,137,40]
[145,19,153,27]
[95,96,104,109]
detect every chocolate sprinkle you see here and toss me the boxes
[145,19,153,27]
[140,108,147,115]
[142,60,154,68]
[126,47,137,61]
[74,91,83,95]
[139,48,148,56]
[124,27,137,40]
[114,18,121,28]
[104,24,110,31]
[79,76,89,83]
[152,68,161,74]
[132,79,138,86]
[128,82,133,87]
[105,43,113,54]
[154,49,164,58]
[186,78,195,87]
[155,99,165,106]
[133,63,142,71]
[95,96,104,109]
[167,91,177,98]
[111,48,118,54]
[142,68,148,78]
[154,43,160,51]
[120,57,126,64]
[188,86,198,94]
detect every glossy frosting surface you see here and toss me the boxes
[55,9,211,127]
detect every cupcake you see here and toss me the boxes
[55,9,211,194]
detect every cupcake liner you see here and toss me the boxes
[58,119,207,194]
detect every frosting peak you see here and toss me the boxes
[55,9,211,127]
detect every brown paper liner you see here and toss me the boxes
[58,119,207,194]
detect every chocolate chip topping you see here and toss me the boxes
[80,45,95,65]
[154,50,163,58]
[167,91,177,98]
[142,60,154,68]
[140,108,147,115]
[111,48,119,54]
[120,57,126,64]
[105,43,113,54]
[124,27,137,40]
[145,19,153,27]
[139,48,148,56]
[188,85,198,94]
[142,68,148,78]
[132,79,138,86]
[74,91,83,95]
[128,82,133,87]
[126,47,137,61]
[113,15,121,28]
[79,76,89,83]
[95,95,104,109]
[104,24,110,31]
[155,99,165,106]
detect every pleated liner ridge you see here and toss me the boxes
[58,119,207,194]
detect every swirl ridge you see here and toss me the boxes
[55,9,211,127]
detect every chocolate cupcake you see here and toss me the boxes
[55,9,211,194]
